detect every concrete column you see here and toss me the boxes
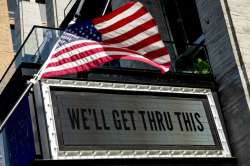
[196,0,250,165]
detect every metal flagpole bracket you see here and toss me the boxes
[28,78,38,85]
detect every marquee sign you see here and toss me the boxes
[53,91,216,148]
[40,79,231,159]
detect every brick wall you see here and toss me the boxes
[0,0,14,78]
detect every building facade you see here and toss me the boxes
[0,0,14,78]
[0,0,250,166]
[196,1,250,165]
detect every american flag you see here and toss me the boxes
[40,1,171,78]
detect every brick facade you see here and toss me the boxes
[0,0,14,78]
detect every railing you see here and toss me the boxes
[0,26,212,93]
[0,26,62,93]
[166,41,211,75]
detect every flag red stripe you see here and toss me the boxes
[51,41,142,60]
[47,48,104,67]
[96,7,147,34]
[47,46,142,68]
[144,47,169,59]
[52,42,98,58]
[42,55,168,78]
[103,46,141,55]
[40,1,171,78]
[103,19,156,44]
[160,62,171,68]
[92,1,136,25]
[127,34,161,51]
[50,40,168,69]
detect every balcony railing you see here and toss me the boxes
[0,26,62,93]
[0,26,212,93]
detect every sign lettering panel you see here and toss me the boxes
[51,90,217,150]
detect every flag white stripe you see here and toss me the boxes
[44,52,107,73]
[101,13,153,40]
[94,2,143,30]
[52,39,98,54]
[153,55,171,64]
[52,38,167,65]
[50,44,104,63]
[40,1,171,78]
[44,51,151,73]
[50,43,143,64]
[107,26,159,48]
[138,41,165,54]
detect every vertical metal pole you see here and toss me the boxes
[75,0,86,19]
[102,0,111,16]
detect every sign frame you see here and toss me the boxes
[40,79,231,159]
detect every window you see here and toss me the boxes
[163,0,203,52]
[7,0,16,19]
[10,24,18,53]
[78,0,112,20]
[35,0,45,4]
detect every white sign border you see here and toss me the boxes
[40,79,231,159]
